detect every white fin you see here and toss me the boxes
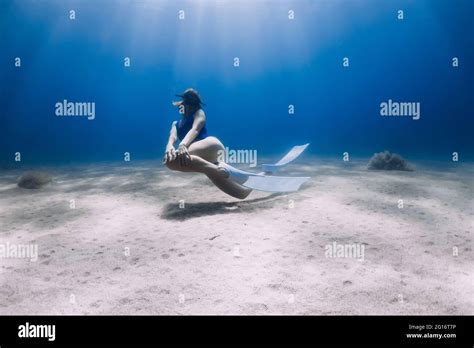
[218,162,309,192]
[262,143,309,173]
[243,175,310,192]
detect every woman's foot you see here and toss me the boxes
[205,170,252,199]
[215,162,230,179]
[216,162,251,185]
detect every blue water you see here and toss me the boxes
[1,0,473,166]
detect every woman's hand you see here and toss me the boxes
[177,143,191,166]
[163,144,176,163]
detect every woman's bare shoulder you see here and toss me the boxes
[196,108,206,119]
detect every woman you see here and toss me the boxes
[163,88,251,199]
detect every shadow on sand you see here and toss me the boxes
[161,193,286,220]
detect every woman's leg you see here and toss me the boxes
[165,152,222,175]
[165,137,226,177]
[188,137,252,199]
[165,137,252,199]
[204,172,252,199]
[187,136,224,162]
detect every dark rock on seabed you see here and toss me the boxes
[17,171,53,189]
[367,151,413,171]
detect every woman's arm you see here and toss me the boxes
[167,121,178,148]
[175,110,205,166]
[178,110,206,148]
[164,121,178,163]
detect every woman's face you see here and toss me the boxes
[182,103,190,114]
[182,102,198,115]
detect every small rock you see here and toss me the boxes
[17,171,52,189]
[367,151,413,171]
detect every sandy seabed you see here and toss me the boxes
[0,157,472,315]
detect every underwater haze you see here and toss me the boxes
[1,0,473,165]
